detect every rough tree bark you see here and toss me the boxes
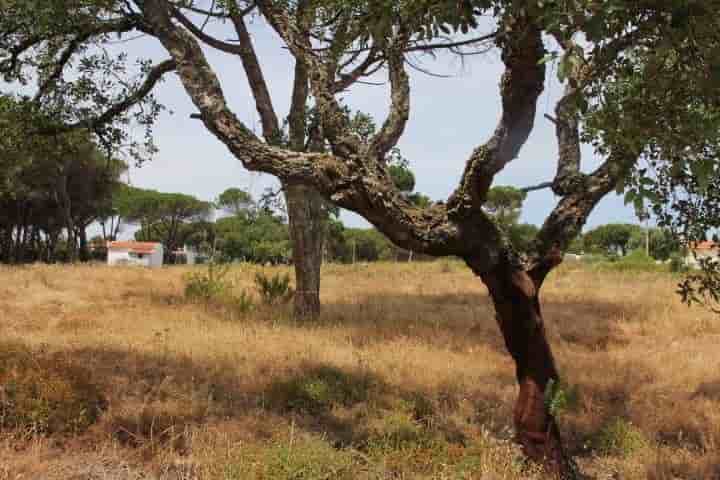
[468,252,574,477]
[284,183,325,317]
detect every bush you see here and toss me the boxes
[254,271,293,305]
[184,260,232,302]
[185,261,255,313]
[592,250,665,273]
[222,436,355,480]
[0,343,106,435]
[593,418,647,457]
[366,411,438,452]
[267,366,371,414]
[544,379,581,417]
[669,253,688,273]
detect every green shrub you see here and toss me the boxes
[669,253,688,273]
[184,261,232,302]
[268,366,371,414]
[0,344,106,435]
[593,250,665,273]
[228,288,255,314]
[255,272,293,305]
[223,436,356,479]
[544,379,581,417]
[593,417,647,457]
[184,261,255,313]
[264,436,355,479]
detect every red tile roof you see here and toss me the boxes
[108,241,161,254]
[690,241,718,251]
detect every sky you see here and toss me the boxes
[113,14,638,235]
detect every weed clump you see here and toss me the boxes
[267,365,372,414]
[184,261,254,313]
[255,271,293,305]
[223,435,356,479]
[593,417,647,457]
[0,343,106,435]
[184,261,232,302]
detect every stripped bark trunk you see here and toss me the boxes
[284,182,325,318]
[472,255,576,479]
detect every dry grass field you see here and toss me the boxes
[1,261,719,479]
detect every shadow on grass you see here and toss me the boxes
[315,292,643,354]
[4,337,681,479]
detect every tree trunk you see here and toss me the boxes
[284,182,325,319]
[474,257,576,479]
[78,227,89,262]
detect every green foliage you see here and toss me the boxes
[544,379,580,418]
[628,227,680,261]
[184,261,255,313]
[215,211,291,264]
[184,260,233,303]
[317,0,490,43]
[583,223,640,257]
[335,228,395,262]
[484,186,527,228]
[508,223,539,254]
[366,411,438,453]
[255,272,294,305]
[216,187,254,217]
[0,114,126,263]
[0,343,106,435]
[267,366,371,414]
[593,418,647,458]
[260,437,355,480]
[120,187,212,252]
[669,253,688,274]
[388,163,415,193]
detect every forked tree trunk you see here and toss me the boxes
[284,182,326,319]
[475,257,576,479]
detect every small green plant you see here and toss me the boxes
[254,271,293,305]
[544,379,580,417]
[366,411,440,454]
[669,253,688,273]
[268,366,371,414]
[229,289,255,314]
[263,436,355,479]
[593,417,647,457]
[184,260,232,302]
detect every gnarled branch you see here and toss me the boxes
[39,58,176,133]
[447,16,545,218]
[368,37,410,160]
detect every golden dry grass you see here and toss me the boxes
[0,261,719,479]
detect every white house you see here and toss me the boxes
[107,241,164,268]
[171,245,201,265]
[685,241,719,268]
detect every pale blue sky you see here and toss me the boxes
[117,15,637,232]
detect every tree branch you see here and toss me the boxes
[447,16,545,218]
[171,6,244,55]
[230,10,281,142]
[39,59,176,133]
[521,181,553,193]
[368,36,410,160]
[256,0,360,157]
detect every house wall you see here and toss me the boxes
[108,247,164,268]
[148,248,164,268]
[108,249,132,266]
